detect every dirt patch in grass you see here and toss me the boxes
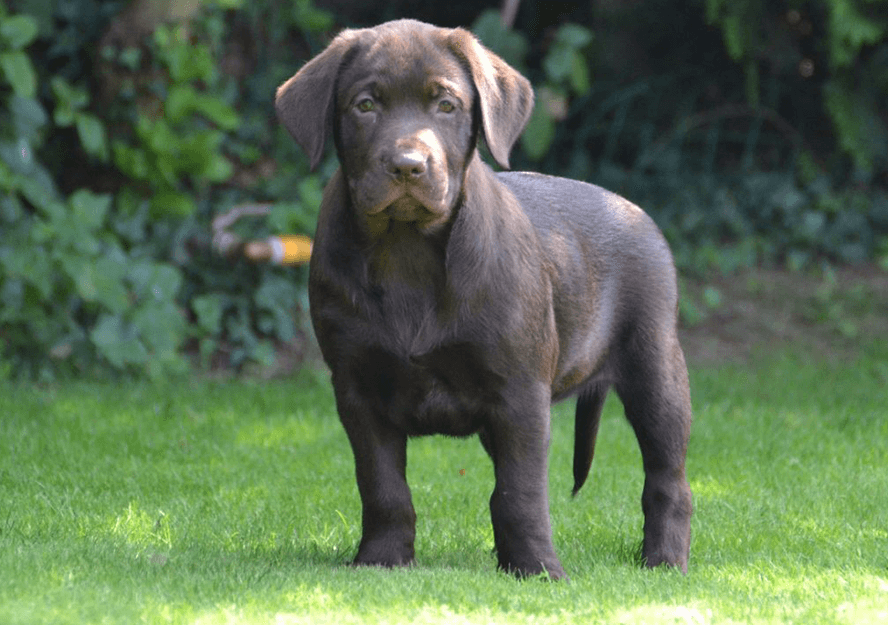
[678,264,888,365]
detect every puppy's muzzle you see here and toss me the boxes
[359,129,452,225]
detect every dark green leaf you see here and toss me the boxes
[10,95,47,141]
[0,161,16,191]
[570,54,591,95]
[521,103,556,161]
[75,114,109,161]
[0,277,25,322]
[112,142,151,181]
[132,301,186,355]
[193,93,239,130]
[702,286,723,309]
[555,23,593,49]
[0,140,28,175]
[192,293,226,334]
[471,10,529,72]
[73,256,129,314]
[0,194,23,221]
[128,261,183,302]
[18,170,61,215]
[293,0,334,32]
[0,51,37,97]
[543,45,576,83]
[70,189,111,231]
[149,191,196,218]
[90,315,147,367]
[51,77,89,112]
[118,47,142,71]
[255,275,298,342]
[165,84,198,123]
[0,15,39,50]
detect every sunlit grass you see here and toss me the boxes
[1,344,886,624]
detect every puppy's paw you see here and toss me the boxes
[498,557,568,581]
[642,547,689,575]
[353,536,415,569]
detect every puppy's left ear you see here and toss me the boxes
[276,28,363,170]
[448,28,534,169]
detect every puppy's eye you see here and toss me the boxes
[438,99,455,113]
[356,98,375,113]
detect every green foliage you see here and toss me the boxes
[530,3,887,273]
[3,0,888,377]
[656,170,883,275]
[107,21,239,219]
[52,77,109,160]
[706,0,888,181]
[705,0,763,105]
[0,1,329,378]
[471,10,529,72]
[471,10,593,161]
[827,0,887,68]
[0,15,38,97]
[0,8,182,378]
[823,75,888,176]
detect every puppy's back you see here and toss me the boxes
[496,171,674,274]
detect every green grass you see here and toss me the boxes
[1,345,887,624]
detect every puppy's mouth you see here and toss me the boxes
[353,177,453,233]
[383,195,429,221]
[363,189,443,222]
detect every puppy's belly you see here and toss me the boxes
[348,342,505,436]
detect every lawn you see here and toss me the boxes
[1,341,886,624]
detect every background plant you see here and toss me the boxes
[0,0,331,378]
[0,7,188,379]
[2,0,887,377]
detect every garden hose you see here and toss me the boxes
[211,204,312,266]
[243,235,313,265]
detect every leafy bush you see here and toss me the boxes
[706,0,888,182]
[3,1,888,378]
[0,1,329,378]
[0,8,186,378]
[472,10,594,161]
[522,1,888,273]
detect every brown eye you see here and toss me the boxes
[438,99,455,113]
[357,98,375,113]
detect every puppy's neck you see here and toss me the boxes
[367,220,448,290]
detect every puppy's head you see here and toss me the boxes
[276,19,533,233]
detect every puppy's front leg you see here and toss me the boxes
[484,384,567,580]
[334,385,416,568]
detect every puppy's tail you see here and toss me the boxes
[572,385,607,496]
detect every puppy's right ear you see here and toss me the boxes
[275,30,361,170]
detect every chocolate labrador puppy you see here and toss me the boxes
[276,19,692,579]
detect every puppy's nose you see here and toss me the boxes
[386,151,428,180]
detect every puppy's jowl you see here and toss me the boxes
[277,19,693,579]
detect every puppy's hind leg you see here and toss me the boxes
[615,336,693,573]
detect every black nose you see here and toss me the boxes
[386,151,428,180]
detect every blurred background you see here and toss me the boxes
[1,0,886,379]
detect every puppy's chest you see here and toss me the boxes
[371,281,442,353]
[365,231,451,352]
[352,246,503,434]
[349,340,504,436]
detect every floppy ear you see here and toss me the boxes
[275,29,363,170]
[448,28,534,169]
